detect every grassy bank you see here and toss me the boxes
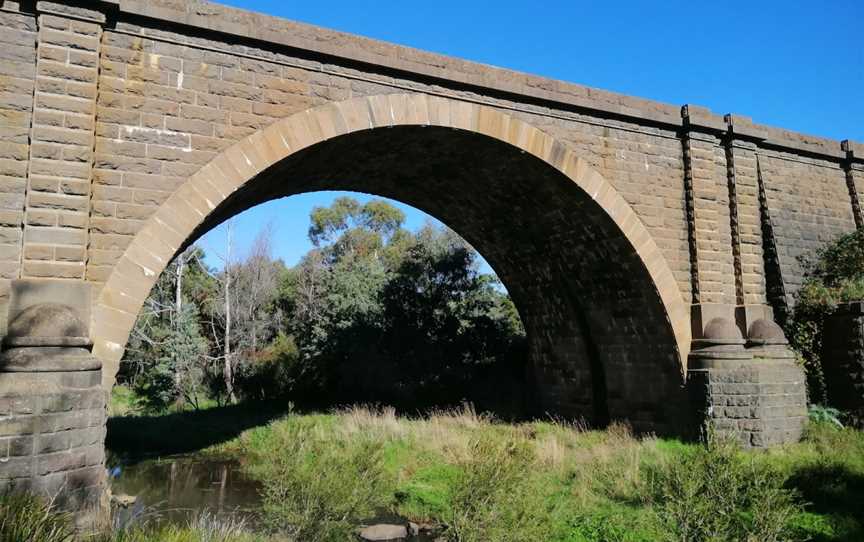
[200,405,864,542]
[11,399,863,541]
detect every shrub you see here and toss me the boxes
[248,418,393,541]
[808,404,844,428]
[0,493,75,542]
[233,333,303,401]
[443,436,556,542]
[647,434,803,542]
[786,229,864,404]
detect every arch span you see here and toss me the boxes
[92,94,691,432]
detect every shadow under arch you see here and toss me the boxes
[92,94,692,434]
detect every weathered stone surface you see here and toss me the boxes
[688,358,807,447]
[6,303,86,339]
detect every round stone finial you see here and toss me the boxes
[7,303,87,338]
[1,303,97,371]
[748,318,788,345]
[703,317,744,341]
[689,317,750,364]
[747,318,791,361]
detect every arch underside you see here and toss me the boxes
[187,127,686,433]
[94,96,691,435]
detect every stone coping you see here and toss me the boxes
[688,357,801,370]
[3,336,92,347]
[834,301,864,315]
[16,0,859,162]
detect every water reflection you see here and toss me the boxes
[109,455,262,528]
[109,455,441,540]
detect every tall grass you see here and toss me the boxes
[218,407,864,542]
[243,416,393,541]
[444,436,556,542]
[0,494,270,542]
[647,434,802,542]
[0,493,75,542]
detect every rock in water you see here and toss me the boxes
[358,523,409,541]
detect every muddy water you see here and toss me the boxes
[108,455,440,540]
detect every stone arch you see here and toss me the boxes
[92,93,691,432]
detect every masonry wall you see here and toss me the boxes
[0,9,37,281]
[0,0,859,331]
[760,151,856,310]
[84,17,698,305]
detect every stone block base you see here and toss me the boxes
[687,358,807,447]
[0,370,107,511]
[0,280,107,524]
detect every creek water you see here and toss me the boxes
[108,455,439,540]
[108,455,262,528]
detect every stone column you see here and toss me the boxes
[0,279,106,524]
[0,8,37,280]
[681,105,736,309]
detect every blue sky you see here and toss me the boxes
[199,0,863,269]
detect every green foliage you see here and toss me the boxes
[121,196,526,413]
[803,229,864,287]
[121,248,214,413]
[132,302,208,412]
[394,463,459,520]
[109,384,142,417]
[308,196,405,250]
[233,333,302,401]
[0,493,75,542]
[566,504,663,542]
[105,405,864,542]
[648,433,803,542]
[268,198,526,410]
[809,404,845,428]
[786,228,864,404]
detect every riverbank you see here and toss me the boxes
[103,404,864,542]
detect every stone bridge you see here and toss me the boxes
[1,0,862,514]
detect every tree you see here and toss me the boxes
[206,221,286,404]
[122,195,528,415]
[120,245,212,411]
[277,198,526,409]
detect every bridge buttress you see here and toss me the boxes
[0,278,106,526]
[681,106,807,446]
